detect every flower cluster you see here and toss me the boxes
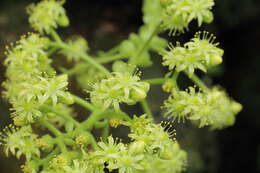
[27,0,69,33]
[89,115,187,173]
[0,125,39,160]
[161,0,215,35]
[162,31,224,77]
[164,87,242,129]
[3,33,73,124]
[0,0,243,172]
[90,72,150,110]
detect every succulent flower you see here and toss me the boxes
[123,115,187,173]
[0,125,40,160]
[161,0,215,35]
[162,43,207,77]
[27,0,69,33]
[91,136,126,169]
[3,33,73,124]
[162,32,224,77]
[90,72,150,110]
[63,159,90,173]
[37,74,71,106]
[185,31,224,67]
[21,160,38,173]
[164,87,242,129]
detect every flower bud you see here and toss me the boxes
[162,81,174,93]
[75,133,90,146]
[210,55,223,66]
[61,92,74,105]
[130,82,150,101]
[203,11,214,24]
[231,102,243,114]
[109,118,122,128]
[129,141,146,154]
[57,15,69,27]
[36,135,54,152]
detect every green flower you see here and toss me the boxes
[123,115,187,173]
[11,99,42,123]
[185,31,224,67]
[161,0,215,35]
[37,74,71,105]
[27,0,69,33]
[90,72,150,110]
[146,142,187,173]
[0,125,40,160]
[162,43,207,77]
[63,159,90,173]
[21,160,38,173]
[162,32,224,77]
[91,136,126,170]
[164,87,242,129]
[109,150,144,173]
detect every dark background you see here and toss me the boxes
[0,0,260,173]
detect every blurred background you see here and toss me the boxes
[0,0,260,173]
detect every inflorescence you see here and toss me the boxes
[0,0,242,173]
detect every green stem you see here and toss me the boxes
[72,94,96,112]
[96,54,126,64]
[56,138,67,153]
[38,118,62,136]
[62,54,125,76]
[51,42,111,76]
[140,99,153,119]
[143,78,166,85]
[94,120,107,128]
[116,110,132,121]
[39,147,60,166]
[171,72,180,91]
[48,29,111,76]
[42,105,80,127]
[102,120,109,140]
[49,29,62,43]
[62,64,87,75]
[133,23,161,59]
[81,111,106,130]
[185,72,209,92]
[87,132,98,150]
[81,110,131,131]
[98,46,120,56]
[47,47,59,56]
